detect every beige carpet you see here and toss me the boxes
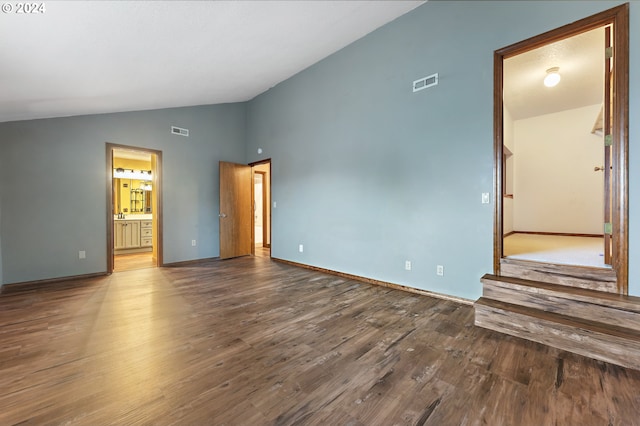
[504,233,608,268]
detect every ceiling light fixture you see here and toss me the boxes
[544,67,561,87]
[113,168,152,180]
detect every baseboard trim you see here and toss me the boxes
[510,231,604,238]
[503,231,516,238]
[272,258,473,306]
[0,272,109,295]
[162,257,220,267]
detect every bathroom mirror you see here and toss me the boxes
[113,178,153,214]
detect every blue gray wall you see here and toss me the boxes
[0,104,245,285]
[0,200,3,284]
[246,0,638,300]
[0,1,637,299]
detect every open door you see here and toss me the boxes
[219,161,252,259]
[603,25,613,265]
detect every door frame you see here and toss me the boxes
[249,159,272,256]
[106,143,163,273]
[493,4,629,293]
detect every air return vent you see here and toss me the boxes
[413,73,438,92]
[171,126,189,137]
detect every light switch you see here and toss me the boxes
[482,193,490,204]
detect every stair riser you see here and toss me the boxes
[500,260,617,293]
[482,281,640,330]
[475,304,640,371]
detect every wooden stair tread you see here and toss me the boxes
[481,274,640,307]
[476,297,640,342]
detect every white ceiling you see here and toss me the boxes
[0,0,425,123]
[504,27,605,120]
[113,149,151,162]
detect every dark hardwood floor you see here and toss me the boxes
[1,256,640,425]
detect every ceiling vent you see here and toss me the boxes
[171,126,189,137]
[413,73,438,93]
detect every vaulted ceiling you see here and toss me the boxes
[0,1,424,123]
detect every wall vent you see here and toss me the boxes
[171,126,189,137]
[413,73,438,92]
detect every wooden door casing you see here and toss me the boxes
[493,4,629,293]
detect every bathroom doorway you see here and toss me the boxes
[106,143,163,273]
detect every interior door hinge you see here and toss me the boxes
[604,222,613,235]
[605,46,613,59]
[604,135,613,147]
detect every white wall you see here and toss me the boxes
[513,103,604,234]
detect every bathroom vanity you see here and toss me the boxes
[114,215,153,253]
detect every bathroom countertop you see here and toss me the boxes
[114,214,153,221]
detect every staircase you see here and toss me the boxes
[475,274,640,370]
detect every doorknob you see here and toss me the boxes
[219,213,227,218]
[594,166,604,171]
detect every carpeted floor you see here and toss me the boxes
[503,233,608,268]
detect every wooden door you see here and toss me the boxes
[603,26,612,265]
[219,161,252,259]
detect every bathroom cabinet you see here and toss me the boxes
[114,218,153,253]
[140,220,153,247]
[114,220,141,250]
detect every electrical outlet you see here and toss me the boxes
[405,260,412,271]
[299,244,304,253]
[192,240,197,246]
[436,265,444,276]
[79,250,86,259]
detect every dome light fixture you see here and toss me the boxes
[544,67,561,87]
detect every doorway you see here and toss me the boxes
[218,159,271,260]
[502,26,607,268]
[106,143,163,273]
[493,4,628,293]
[252,161,271,258]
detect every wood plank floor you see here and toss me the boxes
[114,252,156,272]
[1,256,640,425]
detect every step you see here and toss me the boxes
[481,274,640,330]
[500,257,617,292]
[475,297,640,371]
